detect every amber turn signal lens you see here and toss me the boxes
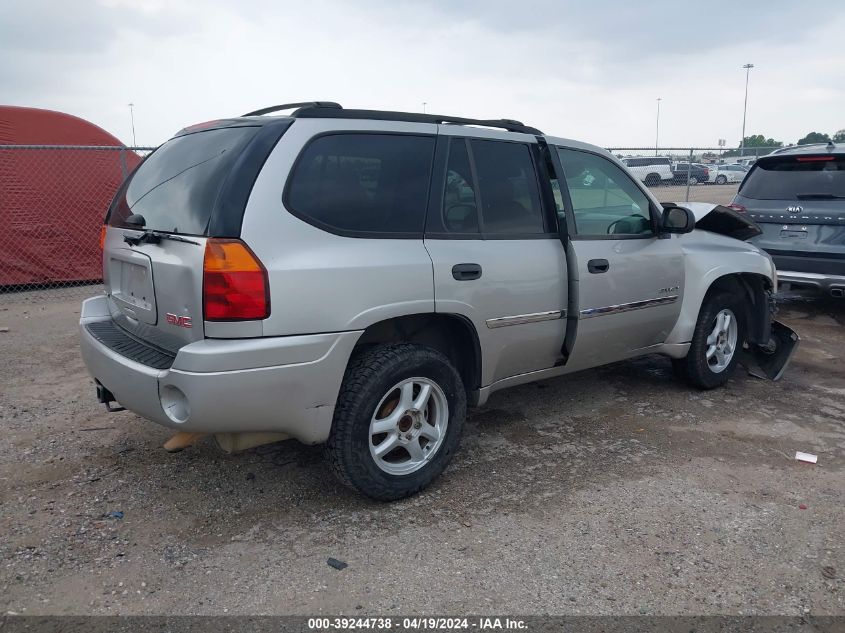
[202,239,270,321]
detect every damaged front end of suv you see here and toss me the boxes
[667,202,800,381]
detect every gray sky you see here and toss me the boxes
[3,0,844,148]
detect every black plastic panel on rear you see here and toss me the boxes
[85,320,175,370]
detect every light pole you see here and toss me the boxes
[655,97,662,156]
[740,63,754,156]
[128,103,137,147]
[422,102,427,114]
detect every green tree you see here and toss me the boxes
[723,135,783,157]
[833,129,845,143]
[797,131,831,145]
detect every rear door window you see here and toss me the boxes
[469,139,545,235]
[285,133,435,236]
[108,126,259,235]
[440,138,481,234]
[739,156,845,200]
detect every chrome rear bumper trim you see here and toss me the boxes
[777,271,845,284]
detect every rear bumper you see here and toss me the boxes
[776,270,845,294]
[79,295,361,444]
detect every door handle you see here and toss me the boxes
[452,263,482,281]
[587,259,609,274]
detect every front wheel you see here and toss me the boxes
[672,292,745,390]
[326,343,466,501]
[715,175,727,185]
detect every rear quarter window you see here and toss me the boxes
[739,156,845,200]
[285,133,435,237]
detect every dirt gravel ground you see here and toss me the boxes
[0,289,842,616]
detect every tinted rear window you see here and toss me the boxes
[470,139,545,234]
[108,127,258,234]
[739,156,845,200]
[286,133,435,236]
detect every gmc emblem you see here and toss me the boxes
[165,313,193,328]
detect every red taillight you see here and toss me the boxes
[202,239,270,321]
[728,203,746,212]
[796,156,835,162]
[99,225,107,250]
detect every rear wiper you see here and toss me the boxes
[795,192,845,200]
[124,230,200,246]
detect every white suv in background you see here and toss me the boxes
[619,156,674,187]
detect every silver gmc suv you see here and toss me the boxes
[80,102,799,500]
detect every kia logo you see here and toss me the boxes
[787,206,803,213]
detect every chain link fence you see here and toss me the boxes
[0,145,154,301]
[0,143,780,303]
[606,146,781,205]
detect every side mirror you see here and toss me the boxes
[660,205,696,234]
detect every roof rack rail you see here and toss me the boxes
[240,102,543,135]
[242,102,342,117]
[291,106,543,135]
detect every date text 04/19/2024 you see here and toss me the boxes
[307,617,528,630]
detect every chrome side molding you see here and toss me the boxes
[580,295,678,319]
[486,310,566,329]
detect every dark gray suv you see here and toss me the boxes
[731,142,845,297]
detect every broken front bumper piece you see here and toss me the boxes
[741,320,800,381]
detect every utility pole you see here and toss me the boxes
[655,98,662,156]
[740,64,754,156]
[128,103,137,147]
[422,102,427,114]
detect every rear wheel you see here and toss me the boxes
[715,175,727,185]
[644,173,661,187]
[688,176,699,185]
[672,292,745,390]
[326,343,466,501]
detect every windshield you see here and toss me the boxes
[108,126,258,234]
[739,156,845,200]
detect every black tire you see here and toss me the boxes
[672,291,746,390]
[326,343,466,501]
[689,176,699,185]
[715,175,727,185]
[644,173,661,187]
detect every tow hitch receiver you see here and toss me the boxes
[96,381,126,412]
[741,321,800,381]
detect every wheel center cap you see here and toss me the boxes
[398,414,414,433]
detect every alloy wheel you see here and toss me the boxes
[368,377,449,475]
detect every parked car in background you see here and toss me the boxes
[619,156,674,186]
[672,162,710,185]
[79,102,798,501]
[711,164,748,184]
[731,142,845,297]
